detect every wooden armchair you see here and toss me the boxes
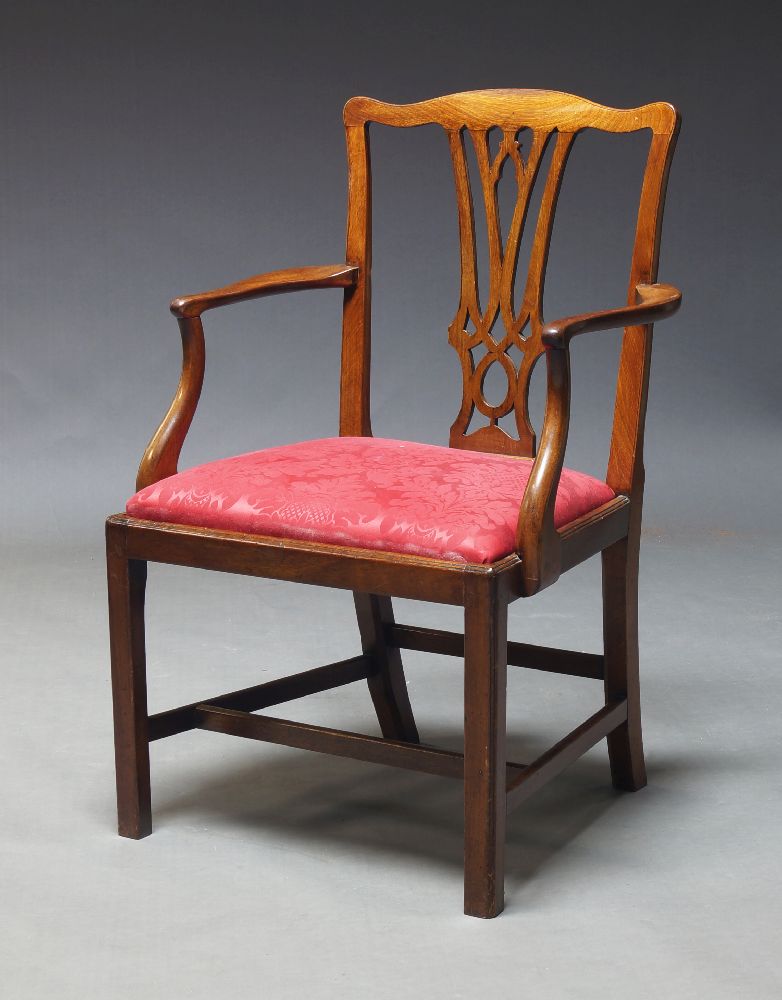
[107,89,681,918]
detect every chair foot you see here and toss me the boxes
[464,894,505,919]
[602,536,647,793]
[607,720,647,792]
[118,814,153,840]
[107,527,152,838]
[463,576,508,919]
[354,592,419,743]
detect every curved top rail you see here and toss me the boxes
[344,89,678,135]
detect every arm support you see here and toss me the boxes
[516,281,681,595]
[170,264,359,319]
[136,264,358,491]
[541,283,681,349]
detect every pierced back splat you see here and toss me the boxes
[341,90,679,465]
[447,125,576,456]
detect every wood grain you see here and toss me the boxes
[343,90,677,133]
[170,264,358,319]
[542,283,681,349]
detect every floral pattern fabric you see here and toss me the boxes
[126,437,615,564]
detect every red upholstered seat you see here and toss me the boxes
[126,437,615,565]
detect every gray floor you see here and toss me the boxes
[1,531,780,999]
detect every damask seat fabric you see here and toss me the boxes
[126,437,615,565]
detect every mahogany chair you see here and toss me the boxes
[107,89,681,918]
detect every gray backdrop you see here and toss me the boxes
[1,3,780,999]
[2,0,780,542]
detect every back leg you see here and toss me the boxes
[602,534,647,791]
[353,592,419,743]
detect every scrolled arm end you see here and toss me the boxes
[542,282,682,349]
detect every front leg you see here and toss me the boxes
[463,575,508,918]
[107,522,151,838]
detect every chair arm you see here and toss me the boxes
[170,264,359,319]
[516,282,680,594]
[136,264,357,491]
[541,283,681,349]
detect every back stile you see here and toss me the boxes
[340,123,373,437]
[607,125,680,497]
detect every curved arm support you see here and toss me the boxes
[136,316,205,491]
[541,282,681,349]
[515,348,571,595]
[170,264,359,319]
